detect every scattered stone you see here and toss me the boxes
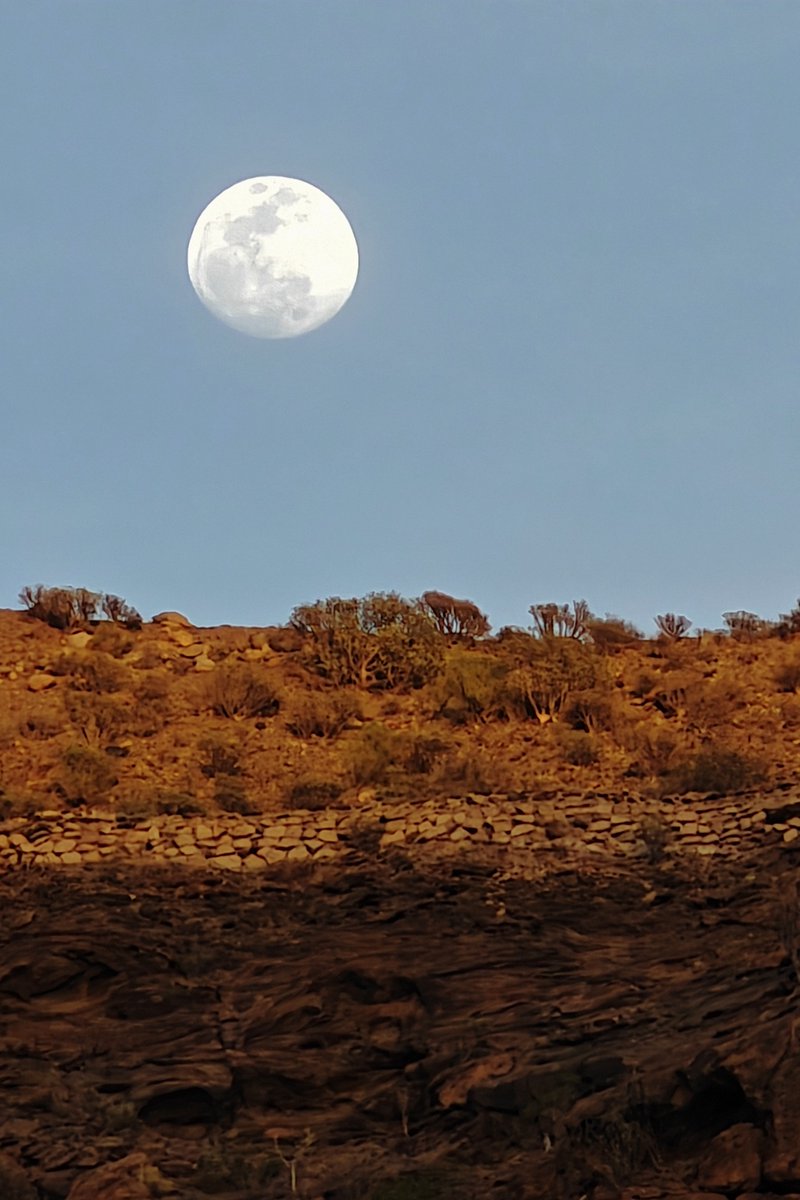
[209,854,242,871]
[27,672,57,692]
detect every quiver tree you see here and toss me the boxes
[421,591,490,638]
[654,613,692,641]
[529,600,592,641]
[722,610,770,641]
[291,592,443,689]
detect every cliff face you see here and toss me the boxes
[1,840,800,1200]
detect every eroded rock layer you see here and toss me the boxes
[2,842,800,1199]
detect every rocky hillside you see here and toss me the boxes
[3,596,800,1199]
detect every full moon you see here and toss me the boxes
[187,176,359,338]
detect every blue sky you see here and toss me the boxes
[3,1,800,634]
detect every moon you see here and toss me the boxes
[187,176,359,338]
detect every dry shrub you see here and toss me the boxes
[343,723,405,787]
[63,691,130,748]
[556,728,600,766]
[199,735,242,778]
[343,723,444,787]
[0,791,47,821]
[619,724,682,779]
[587,614,643,652]
[133,672,170,702]
[53,651,130,694]
[206,665,280,719]
[285,690,361,738]
[18,707,63,740]
[775,659,800,694]
[214,776,259,815]
[285,774,343,810]
[19,584,101,629]
[58,744,117,805]
[665,746,766,795]
[90,622,135,658]
[430,651,508,723]
[434,746,509,795]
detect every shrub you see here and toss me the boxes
[291,593,443,689]
[90,622,135,658]
[19,584,101,629]
[101,593,142,629]
[0,791,47,821]
[667,747,766,794]
[214,776,258,815]
[133,673,170,702]
[54,650,130,693]
[557,729,600,766]
[206,665,280,719]
[587,614,643,652]
[285,690,361,738]
[285,775,343,810]
[776,600,800,638]
[343,723,423,787]
[504,637,599,723]
[63,691,129,748]
[637,814,672,863]
[723,610,771,640]
[434,747,508,795]
[58,744,117,804]
[18,708,63,740]
[563,687,616,733]
[420,591,490,637]
[199,735,242,778]
[776,660,800,693]
[430,651,508,723]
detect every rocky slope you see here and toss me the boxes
[2,836,800,1200]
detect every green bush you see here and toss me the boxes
[667,746,766,794]
[291,593,443,689]
[431,651,508,723]
[504,636,600,723]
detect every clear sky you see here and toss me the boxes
[3,2,800,635]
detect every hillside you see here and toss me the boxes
[3,594,800,1200]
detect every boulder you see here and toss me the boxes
[151,611,192,627]
[0,1152,36,1199]
[27,672,57,692]
[696,1122,763,1192]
